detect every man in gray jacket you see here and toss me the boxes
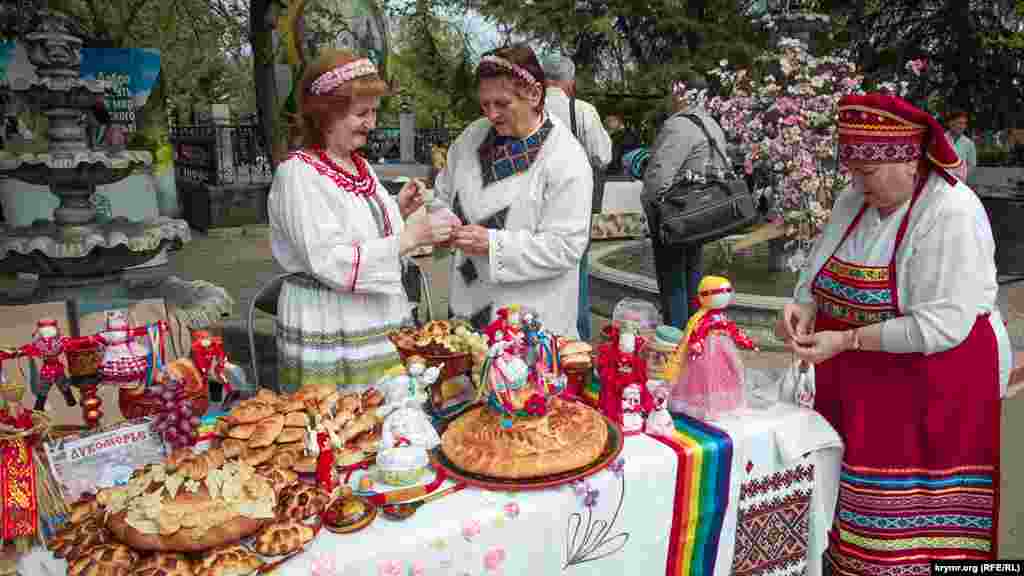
[542,53,612,342]
[641,73,729,328]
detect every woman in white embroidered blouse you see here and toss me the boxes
[773,94,1006,575]
[436,44,593,338]
[268,50,456,393]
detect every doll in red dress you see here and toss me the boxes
[597,321,654,432]
[19,319,77,411]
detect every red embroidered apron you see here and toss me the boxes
[811,181,1000,576]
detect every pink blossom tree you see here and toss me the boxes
[707,40,932,272]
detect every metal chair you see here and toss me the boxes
[247,261,433,392]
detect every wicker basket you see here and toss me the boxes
[118,359,209,420]
[64,340,102,378]
[392,344,473,383]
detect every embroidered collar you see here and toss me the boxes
[478,118,553,187]
[291,148,377,197]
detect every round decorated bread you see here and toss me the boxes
[440,399,608,479]
[102,456,276,553]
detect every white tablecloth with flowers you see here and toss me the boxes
[18,404,841,576]
[282,434,674,576]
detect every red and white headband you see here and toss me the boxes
[310,58,378,96]
[479,55,540,89]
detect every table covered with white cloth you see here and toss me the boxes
[18,403,841,576]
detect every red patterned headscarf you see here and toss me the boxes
[838,93,961,182]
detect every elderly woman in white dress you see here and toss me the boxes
[268,50,456,393]
[436,44,593,338]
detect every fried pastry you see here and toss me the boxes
[242,445,276,467]
[68,543,138,576]
[196,545,262,576]
[283,412,308,428]
[253,520,316,556]
[133,552,194,576]
[276,483,330,520]
[224,401,277,426]
[226,423,256,441]
[247,413,284,448]
[220,438,245,459]
[275,427,304,445]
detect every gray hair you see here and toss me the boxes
[542,53,575,82]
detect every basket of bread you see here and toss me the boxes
[389,321,489,407]
[120,359,209,421]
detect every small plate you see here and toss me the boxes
[323,496,377,534]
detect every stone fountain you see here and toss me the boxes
[0,10,231,334]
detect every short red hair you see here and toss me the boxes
[297,49,389,150]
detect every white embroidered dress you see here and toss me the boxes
[268,149,410,393]
[435,115,593,338]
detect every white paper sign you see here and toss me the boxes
[43,419,167,504]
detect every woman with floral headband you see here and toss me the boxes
[435,44,593,338]
[776,93,1011,575]
[641,72,729,329]
[268,50,457,393]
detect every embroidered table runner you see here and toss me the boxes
[652,402,842,576]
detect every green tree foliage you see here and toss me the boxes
[387,0,479,129]
[818,0,1024,129]
[47,0,254,118]
[438,0,768,140]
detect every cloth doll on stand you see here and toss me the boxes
[597,321,653,432]
[93,310,149,390]
[666,276,757,420]
[19,319,77,411]
[305,406,342,496]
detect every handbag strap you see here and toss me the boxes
[679,113,732,175]
[570,96,578,138]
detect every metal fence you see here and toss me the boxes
[169,119,273,187]
[366,126,450,164]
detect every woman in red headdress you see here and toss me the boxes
[775,94,1010,575]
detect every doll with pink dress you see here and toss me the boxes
[665,276,757,420]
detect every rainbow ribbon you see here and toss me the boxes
[651,413,734,576]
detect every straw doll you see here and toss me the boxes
[665,276,757,420]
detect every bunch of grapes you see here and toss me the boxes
[149,376,202,450]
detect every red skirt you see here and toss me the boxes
[814,314,1000,576]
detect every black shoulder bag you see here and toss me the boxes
[652,113,758,245]
[570,96,606,214]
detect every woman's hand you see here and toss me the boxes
[398,178,427,219]
[452,225,490,256]
[775,302,815,343]
[400,209,456,255]
[790,330,850,365]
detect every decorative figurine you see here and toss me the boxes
[666,276,757,420]
[645,383,675,437]
[377,356,442,451]
[483,305,526,351]
[191,332,253,406]
[19,319,77,411]
[597,321,653,430]
[93,310,149,390]
[305,407,342,496]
